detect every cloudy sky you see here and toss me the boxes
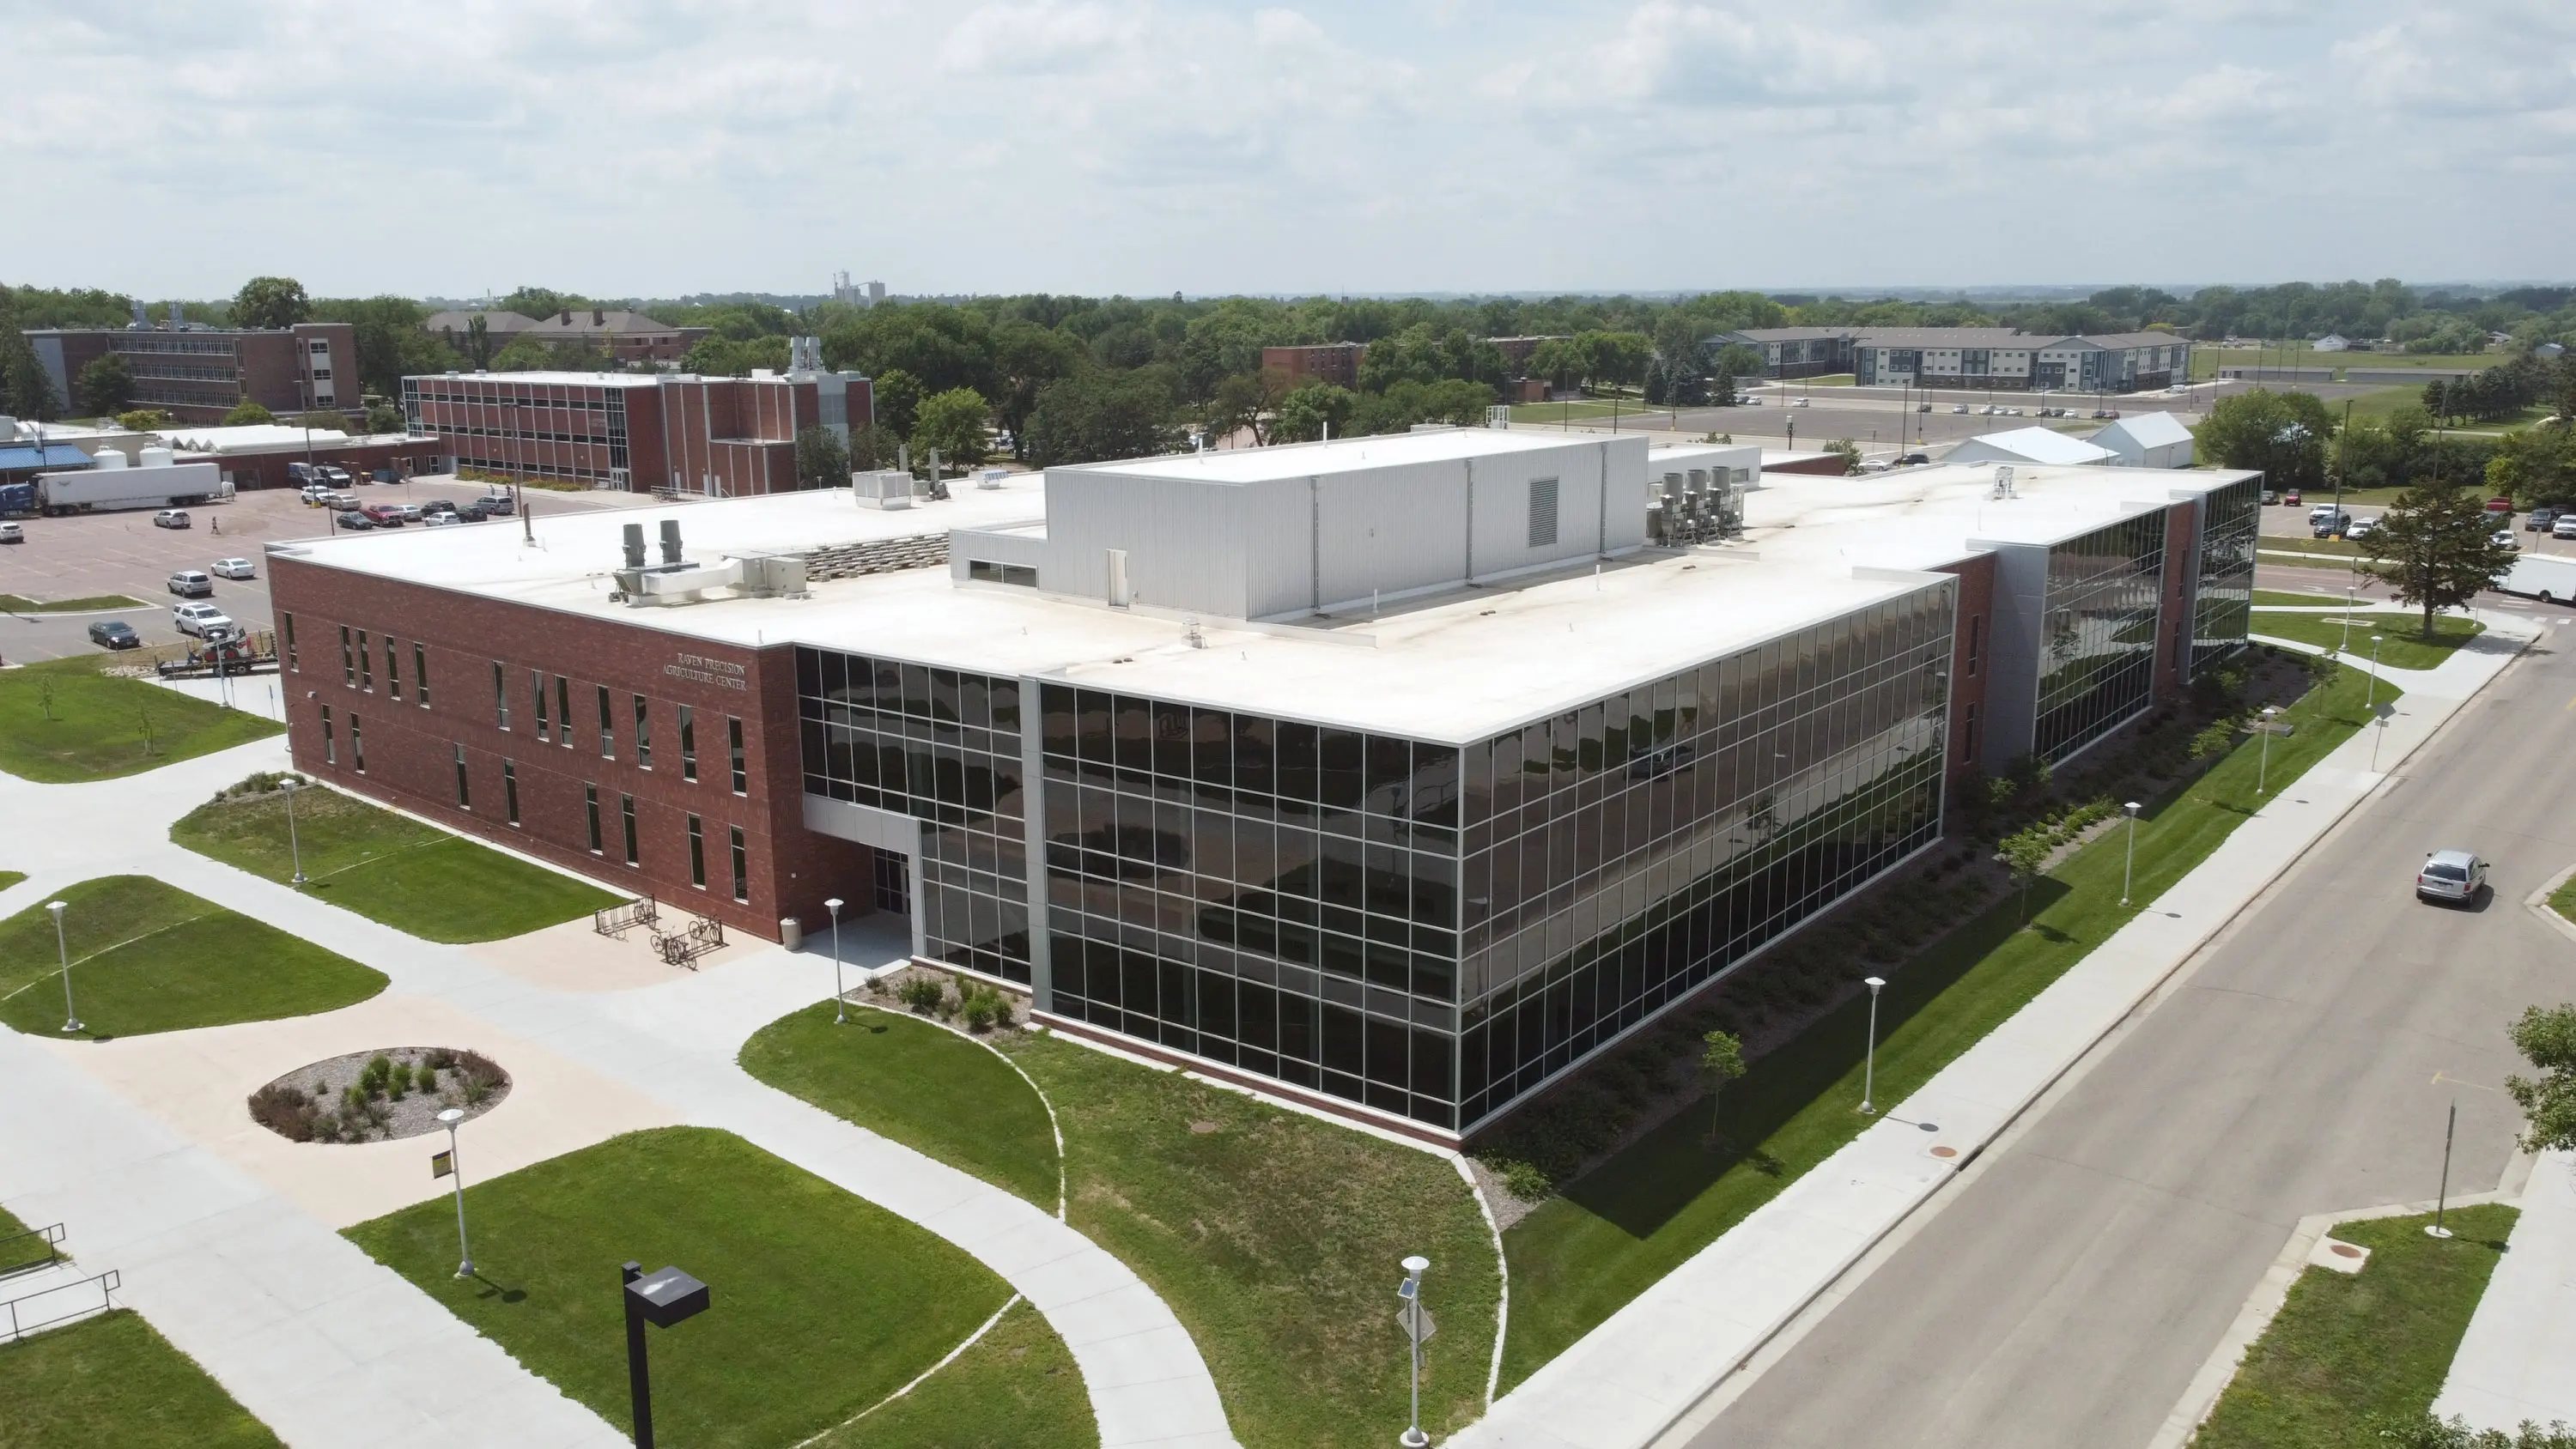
[10,0,2572,300]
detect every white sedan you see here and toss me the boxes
[211,557,257,579]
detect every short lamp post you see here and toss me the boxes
[47,900,81,1034]
[2370,634,2390,771]
[825,896,846,1024]
[435,1107,472,1277]
[282,777,308,887]
[623,1262,712,1449]
[1398,1255,1431,1448]
[1859,976,1887,1114]
[2256,705,2280,796]
[2120,801,2142,906]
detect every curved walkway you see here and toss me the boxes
[0,738,1236,1449]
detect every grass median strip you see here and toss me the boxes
[739,1001,1060,1210]
[172,777,620,943]
[2251,611,2483,669]
[2197,1206,2518,1448]
[0,1310,283,1448]
[0,592,148,614]
[811,1297,1097,1448]
[0,875,386,1039]
[345,1127,1058,1449]
[0,655,281,783]
[1498,664,2392,1386]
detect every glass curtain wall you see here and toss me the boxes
[1454,585,1954,1129]
[2192,478,2259,672]
[1037,691,1466,1126]
[795,648,1031,983]
[2032,512,2168,763]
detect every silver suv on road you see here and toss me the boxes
[2416,849,2486,906]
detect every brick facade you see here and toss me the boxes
[268,556,881,941]
[1939,551,1998,781]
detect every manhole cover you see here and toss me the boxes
[1188,1120,1220,1135]
[1918,1121,1939,1131]
[2330,1243,2363,1258]
[1929,1145,1959,1159]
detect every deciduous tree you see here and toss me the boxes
[2366,482,2519,634]
[2506,1003,2576,1154]
[232,276,310,330]
[2196,387,2335,492]
[222,400,276,426]
[911,386,992,469]
[1271,382,1355,443]
[793,426,850,489]
[1021,369,1177,466]
[76,354,134,415]
[1700,1029,1747,1145]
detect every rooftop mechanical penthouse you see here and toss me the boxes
[265,430,2256,1142]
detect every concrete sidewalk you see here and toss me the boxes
[2434,1150,2576,1432]
[0,733,1237,1449]
[1455,617,2538,1449]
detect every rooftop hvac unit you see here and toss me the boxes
[975,468,1007,490]
[851,470,912,510]
[737,555,809,598]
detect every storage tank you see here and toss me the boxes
[94,449,129,470]
[139,446,174,468]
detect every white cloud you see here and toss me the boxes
[0,0,2567,296]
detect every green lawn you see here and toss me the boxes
[2198,1206,2517,1448]
[0,1310,282,1448]
[2250,612,2483,669]
[1509,399,1654,425]
[739,1002,1059,1210]
[0,876,385,1039]
[170,783,620,943]
[2549,870,2576,928]
[0,656,282,783]
[344,1127,1056,1449]
[2257,549,2370,572]
[0,593,147,614]
[814,1298,1097,1449]
[2253,588,2353,608]
[1498,664,2392,1386]
[0,871,23,892]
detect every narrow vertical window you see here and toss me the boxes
[503,761,519,825]
[321,704,335,765]
[416,643,430,706]
[341,626,355,687]
[621,794,640,865]
[493,663,510,729]
[283,612,297,670]
[1967,615,1984,676]
[687,815,706,888]
[729,826,748,903]
[727,716,746,793]
[453,743,470,808]
[678,704,697,781]
[532,670,550,742]
[633,695,652,769]
[351,713,365,773]
[598,685,615,758]
[386,638,402,700]
[586,785,602,852]
[358,631,372,690]
[556,676,573,749]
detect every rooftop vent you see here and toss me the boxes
[623,523,647,570]
[659,519,683,567]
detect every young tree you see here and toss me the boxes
[77,354,135,415]
[871,367,924,440]
[1826,438,1863,476]
[115,408,170,431]
[232,276,311,330]
[1271,382,1355,443]
[2002,830,2050,924]
[1700,1029,1747,1145]
[2366,482,2519,634]
[2197,387,2335,491]
[911,386,992,468]
[2506,1003,2576,1154]
[222,400,276,426]
[793,425,850,489]
[363,403,405,434]
[465,312,495,369]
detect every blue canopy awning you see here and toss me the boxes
[0,444,95,470]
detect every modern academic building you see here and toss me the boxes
[264,429,2254,1143]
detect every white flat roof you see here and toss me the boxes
[411,372,668,388]
[275,460,2247,744]
[1066,428,1613,486]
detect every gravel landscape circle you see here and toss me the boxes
[246,1046,513,1144]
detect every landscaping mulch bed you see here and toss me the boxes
[247,1046,511,1144]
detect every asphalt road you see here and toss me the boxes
[1694,602,2576,1448]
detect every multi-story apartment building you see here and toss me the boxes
[1261,343,1368,389]
[1705,326,2193,392]
[23,318,358,423]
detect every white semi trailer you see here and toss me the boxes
[32,449,230,515]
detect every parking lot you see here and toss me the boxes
[0,474,657,664]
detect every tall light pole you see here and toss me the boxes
[2256,705,2280,795]
[47,900,80,1034]
[1397,1255,1430,1449]
[2364,634,2385,716]
[1859,976,1887,1114]
[2120,801,2142,906]
[825,896,846,1024]
[436,1106,473,1276]
[282,777,308,886]
[2371,634,2391,772]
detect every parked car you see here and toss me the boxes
[2494,530,2520,550]
[88,619,140,649]
[2312,513,2351,538]
[320,465,354,487]
[0,522,21,544]
[166,569,214,597]
[1792,397,1811,408]
[420,498,458,516]
[2555,515,2576,540]
[396,502,423,522]
[360,504,405,526]
[1950,404,1970,414]
[2415,849,2486,906]
[423,512,465,528]
[2260,489,2280,505]
[300,483,335,506]
[2346,518,2379,542]
[1899,452,1931,466]
[1916,402,1932,412]
[327,493,361,511]
[2528,508,2557,532]
[477,493,515,515]
[152,508,191,529]
[172,602,234,637]
[336,512,377,531]
[211,556,256,579]
[2284,489,2303,506]
[2486,496,2517,516]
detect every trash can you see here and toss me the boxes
[779,917,802,950]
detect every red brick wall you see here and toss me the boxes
[208,439,456,491]
[2160,501,2200,702]
[1938,552,1998,781]
[267,557,878,940]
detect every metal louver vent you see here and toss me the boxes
[1528,476,1559,548]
